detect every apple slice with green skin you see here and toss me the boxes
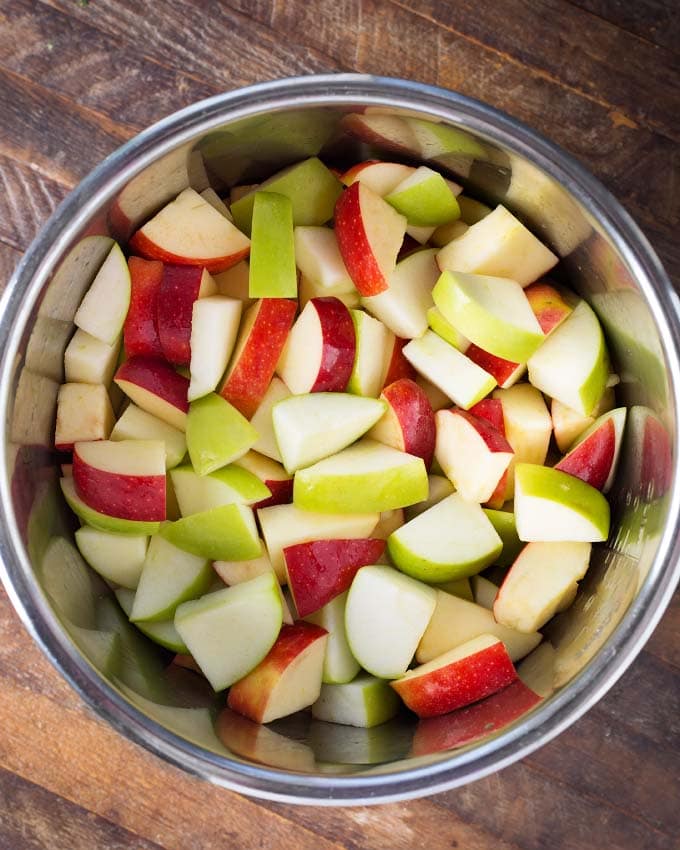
[298,274,360,310]
[174,571,283,691]
[73,439,166,522]
[250,377,292,463]
[483,508,523,567]
[312,674,400,728]
[65,328,122,386]
[514,463,610,542]
[435,408,514,504]
[416,590,541,664]
[551,387,615,454]
[156,265,217,365]
[294,226,353,291]
[388,493,502,583]
[432,271,544,363]
[228,622,328,723]
[129,188,251,274]
[277,296,356,395]
[361,247,439,340]
[230,158,342,236]
[75,526,148,589]
[293,438,428,514]
[283,538,386,618]
[248,192,297,298]
[258,503,379,584]
[340,160,415,195]
[403,330,496,410]
[110,404,186,470]
[114,355,189,431]
[345,565,437,679]
[170,464,270,515]
[369,378,436,468]
[123,257,164,358]
[555,407,627,493]
[188,295,242,401]
[74,242,131,344]
[524,281,573,334]
[219,298,297,419]
[404,474,454,521]
[161,503,261,561]
[61,477,162,536]
[304,591,360,684]
[185,393,258,476]
[494,542,591,632]
[437,205,557,287]
[213,547,293,626]
[233,451,293,510]
[527,300,609,416]
[115,588,188,653]
[272,392,386,474]
[347,310,394,397]
[427,304,469,349]
[130,534,212,622]
[385,166,461,226]
[55,383,115,451]
[334,182,407,297]
[391,634,517,719]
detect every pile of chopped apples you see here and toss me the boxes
[56,154,626,730]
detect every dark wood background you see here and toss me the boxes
[1,1,679,848]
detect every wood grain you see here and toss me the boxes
[567,0,680,53]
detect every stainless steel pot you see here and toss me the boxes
[1,75,678,805]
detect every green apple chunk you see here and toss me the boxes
[312,674,401,727]
[130,534,212,622]
[174,571,283,691]
[432,271,544,362]
[186,392,259,476]
[403,330,496,409]
[514,463,610,542]
[231,157,343,236]
[388,493,502,582]
[61,477,162,536]
[160,503,262,561]
[75,525,148,589]
[110,404,187,469]
[385,166,460,226]
[482,508,523,567]
[170,464,270,516]
[115,588,188,653]
[527,300,609,416]
[249,192,297,298]
[293,438,428,514]
[304,591,360,684]
[427,305,469,349]
[345,565,437,679]
[74,242,131,344]
[347,310,394,397]
[273,392,386,473]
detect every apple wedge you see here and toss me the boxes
[347,310,394,397]
[272,392,386,473]
[514,463,610,542]
[233,451,293,509]
[383,336,417,387]
[483,508,524,567]
[555,407,627,493]
[114,355,189,431]
[340,160,415,195]
[385,166,460,226]
[185,393,258,476]
[493,383,552,466]
[161,503,261,561]
[293,438,428,514]
[470,575,499,610]
[404,474,455,521]
[170,464,270,515]
[524,281,573,334]
[74,242,131,345]
[115,588,188,654]
[369,378,436,468]
[391,634,517,718]
[249,377,291,463]
[277,296,356,394]
[110,404,185,470]
[249,192,297,298]
[551,387,615,454]
[174,571,283,691]
[73,439,166,522]
[188,295,242,401]
[437,205,557,287]
[312,674,401,728]
[129,188,250,273]
[345,565,437,679]
[74,526,148,590]
[213,259,252,305]
[123,256,164,358]
[294,226,353,291]
[60,476,161,536]
[494,542,591,632]
[156,265,217,365]
[64,328,122,386]
[334,182,407,296]
[304,591,360,684]
[213,547,293,625]
[387,493,502,582]
[55,383,115,451]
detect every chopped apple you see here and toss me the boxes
[213,547,275,586]
[298,273,360,310]
[74,242,131,344]
[155,265,217,365]
[161,502,261,561]
[347,310,394,397]
[517,641,556,698]
[382,336,417,387]
[483,508,523,567]
[551,387,615,454]
[431,219,469,248]
[64,329,122,387]
[493,383,552,466]
[233,451,293,510]
[369,378,436,468]
[345,564,437,679]
[385,166,460,226]
[340,160,415,195]
[60,476,161,536]
[470,575,499,610]
[294,226,353,291]
[524,281,573,334]
[312,674,400,728]
[249,192,297,298]
[249,377,292,463]
[304,591,361,684]
[115,588,188,654]
[170,463,270,515]
[213,260,253,305]
[188,296,242,401]
[404,474,455,521]
[110,404,186,469]
[114,355,189,431]
[415,375,453,412]
[186,393,258,476]
[74,526,148,589]
[457,195,492,225]
[555,407,627,493]
[55,383,115,451]
[494,541,591,632]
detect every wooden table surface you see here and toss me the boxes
[1,1,679,848]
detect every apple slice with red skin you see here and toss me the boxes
[369,378,436,468]
[551,387,615,454]
[283,538,386,618]
[227,622,328,723]
[114,356,189,431]
[124,257,164,358]
[232,451,294,510]
[468,398,511,507]
[524,281,573,334]
[340,160,415,195]
[555,407,626,493]
[334,182,407,297]
[129,188,250,274]
[219,298,297,419]
[277,297,356,394]
[465,343,524,389]
[156,265,217,365]
[382,337,417,387]
[391,634,517,719]
[73,439,166,521]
